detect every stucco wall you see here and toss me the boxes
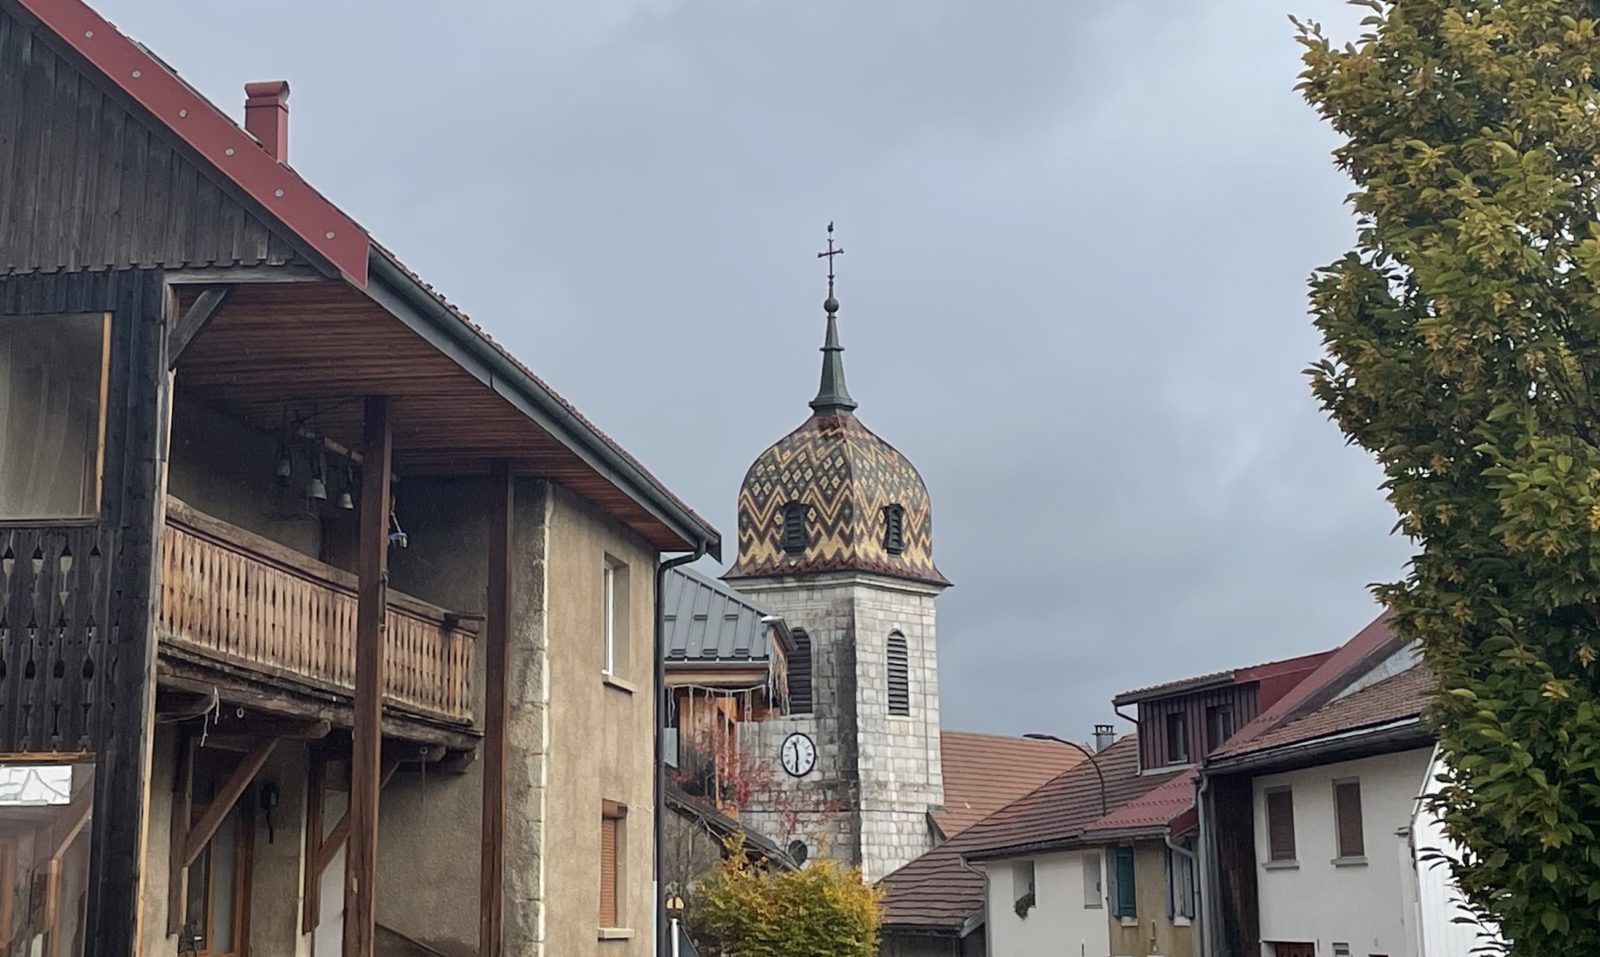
[985,849,1110,957]
[377,477,552,957]
[543,484,658,957]
[1105,842,1192,957]
[140,725,178,957]
[249,743,312,957]
[1253,747,1433,956]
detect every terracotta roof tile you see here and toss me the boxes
[1223,663,1433,758]
[929,732,1086,838]
[880,736,1178,931]
[1082,768,1197,835]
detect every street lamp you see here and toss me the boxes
[1024,732,1108,817]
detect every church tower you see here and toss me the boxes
[725,225,949,882]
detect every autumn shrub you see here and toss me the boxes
[687,846,881,957]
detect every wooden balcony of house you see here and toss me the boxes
[156,498,478,746]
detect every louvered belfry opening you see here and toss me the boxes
[789,629,814,714]
[883,504,905,555]
[781,501,807,555]
[887,633,911,716]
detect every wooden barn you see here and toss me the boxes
[0,2,719,956]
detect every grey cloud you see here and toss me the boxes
[101,0,1407,739]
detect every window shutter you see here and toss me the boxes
[887,634,910,716]
[1266,789,1296,861]
[599,817,619,927]
[1113,846,1137,917]
[1334,780,1364,858]
[782,502,807,555]
[789,630,813,714]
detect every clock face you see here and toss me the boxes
[780,732,817,778]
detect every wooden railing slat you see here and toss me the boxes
[155,506,474,724]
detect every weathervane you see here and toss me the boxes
[818,221,843,315]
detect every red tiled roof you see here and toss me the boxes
[930,732,1086,839]
[1082,768,1197,836]
[1220,663,1433,759]
[1112,649,1334,706]
[1210,611,1403,758]
[880,737,1178,931]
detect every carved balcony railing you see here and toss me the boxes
[157,499,475,725]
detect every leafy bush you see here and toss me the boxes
[687,844,882,957]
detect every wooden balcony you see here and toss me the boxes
[157,499,475,727]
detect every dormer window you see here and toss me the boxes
[782,502,807,555]
[883,505,905,555]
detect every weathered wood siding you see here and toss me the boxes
[1137,683,1260,771]
[0,268,171,957]
[0,5,304,275]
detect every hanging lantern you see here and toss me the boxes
[274,439,293,486]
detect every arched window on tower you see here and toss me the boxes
[788,629,813,714]
[887,632,911,716]
[883,505,906,555]
[782,501,807,555]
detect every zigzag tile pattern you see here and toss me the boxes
[725,413,949,586]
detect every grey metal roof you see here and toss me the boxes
[661,567,783,664]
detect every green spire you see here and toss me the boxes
[810,221,857,415]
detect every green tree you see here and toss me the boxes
[687,848,881,957]
[1295,1,1600,949]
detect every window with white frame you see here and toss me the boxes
[602,557,629,676]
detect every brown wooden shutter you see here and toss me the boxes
[1266,788,1296,861]
[887,634,910,716]
[599,816,619,927]
[1334,780,1364,858]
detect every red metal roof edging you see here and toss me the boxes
[19,0,370,284]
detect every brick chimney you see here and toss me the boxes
[243,80,290,161]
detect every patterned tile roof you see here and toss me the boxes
[929,732,1087,839]
[1220,663,1433,759]
[726,411,948,586]
[880,736,1177,931]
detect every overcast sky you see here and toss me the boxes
[99,0,1411,739]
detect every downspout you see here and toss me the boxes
[957,854,992,957]
[1165,831,1200,957]
[656,545,707,957]
[1193,773,1214,957]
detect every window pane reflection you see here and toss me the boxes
[0,760,95,957]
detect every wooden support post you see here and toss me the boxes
[182,736,278,867]
[313,759,399,881]
[302,753,325,932]
[168,733,195,935]
[344,396,391,957]
[480,460,513,957]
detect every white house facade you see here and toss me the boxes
[1253,747,1433,957]
[984,849,1110,957]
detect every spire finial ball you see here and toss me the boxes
[823,295,839,315]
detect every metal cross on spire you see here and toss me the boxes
[818,221,844,312]
[810,221,858,415]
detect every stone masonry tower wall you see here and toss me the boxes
[735,573,944,883]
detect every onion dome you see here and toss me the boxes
[725,253,947,587]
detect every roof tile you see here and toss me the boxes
[930,732,1086,838]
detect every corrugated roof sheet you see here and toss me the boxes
[880,736,1177,931]
[930,732,1086,839]
[662,567,776,663]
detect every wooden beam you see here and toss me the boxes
[167,284,234,367]
[168,733,196,934]
[314,759,399,879]
[182,736,277,867]
[344,395,391,957]
[480,460,513,957]
[205,719,331,741]
[301,753,325,932]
